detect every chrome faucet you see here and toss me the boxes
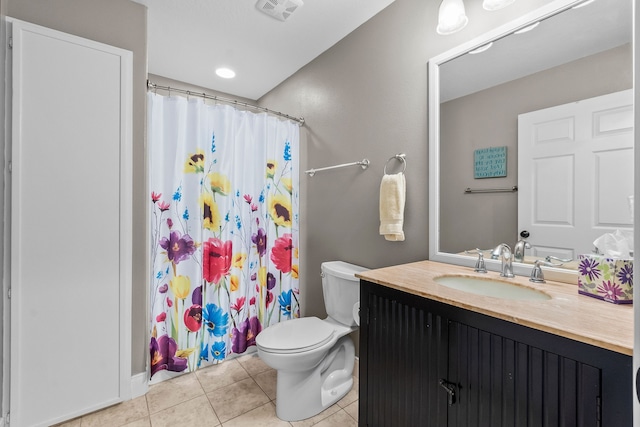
[493,243,515,278]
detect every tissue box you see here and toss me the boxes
[578,255,633,304]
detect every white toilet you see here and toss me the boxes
[256,261,368,421]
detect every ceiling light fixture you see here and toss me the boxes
[572,0,596,9]
[482,0,516,11]
[437,0,516,35]
[215,68,236,79]
[469,42,493,54]
[436,0,468,35]
[514,21,540,34]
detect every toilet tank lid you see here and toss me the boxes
[321,261,369,280]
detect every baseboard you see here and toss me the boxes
[131,372,149,398]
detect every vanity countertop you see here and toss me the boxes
[356,260,633,356]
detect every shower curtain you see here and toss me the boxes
[148,93,300,379]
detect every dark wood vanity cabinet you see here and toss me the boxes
[359,281,632,427]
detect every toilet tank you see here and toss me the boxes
[321,261,369,326]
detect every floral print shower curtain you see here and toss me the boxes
[148,93,300,379]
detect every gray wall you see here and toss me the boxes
[258,0,550,329]
[440,43,633,254]
[4,0,149,376]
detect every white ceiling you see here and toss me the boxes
[440,0,632,102]
[132,0,396,100]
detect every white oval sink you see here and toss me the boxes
[435,276,551,301]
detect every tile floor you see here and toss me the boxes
[57,353,358,427]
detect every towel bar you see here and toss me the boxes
[464,186,518,194]
[305,158,370,177]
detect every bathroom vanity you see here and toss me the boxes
[356,261,632,427]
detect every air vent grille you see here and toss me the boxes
[255,0,303,21]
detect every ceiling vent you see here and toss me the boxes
[255,0,303,22]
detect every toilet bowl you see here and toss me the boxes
[256,261,368,421]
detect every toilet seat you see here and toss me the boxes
[256,317,335,354]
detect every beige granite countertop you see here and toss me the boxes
[357,260,633,356]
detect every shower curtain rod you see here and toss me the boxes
[147,80,305,126]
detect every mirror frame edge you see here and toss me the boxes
[428,0,592,284]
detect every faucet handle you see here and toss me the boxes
[474,252,487,273]
[530,259,563,283]
[529,260,546,283]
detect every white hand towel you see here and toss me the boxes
[379,172,406,241]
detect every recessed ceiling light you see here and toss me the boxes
[514,21,540,34]
[216,68,236,79]
[469,42,493,54]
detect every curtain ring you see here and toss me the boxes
[383,154,407,175]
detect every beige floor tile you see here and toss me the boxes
[253,368,278,400]
[237,353,272,376]
[123,416,152,427]
[146,373,204,414]
[221,402,291,427]
[196,359,250,393]
[336,377,358,408]
[150,395,219,427]
[343,401,358,422]
[80,396,149,427]
[289,404,341,427]
[53,418,82,427]
[207,377,271,423]
[313,409,357,427]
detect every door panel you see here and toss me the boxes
[9,19,132,426]
[518,90,634,259]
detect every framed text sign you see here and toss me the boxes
[474,146,507,178]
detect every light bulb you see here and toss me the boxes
[437,0,468,35]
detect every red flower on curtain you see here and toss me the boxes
[270,233,293,273]
[203,237,233,283]
[184,304,203,332]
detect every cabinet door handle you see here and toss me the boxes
[439,379,457,406]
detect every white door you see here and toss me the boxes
[518,90,634,260]
[8,19,132,426]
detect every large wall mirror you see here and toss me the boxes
[428,0,633,282]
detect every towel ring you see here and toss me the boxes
[383,153,407,175]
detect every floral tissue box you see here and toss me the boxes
[578,254,633,304]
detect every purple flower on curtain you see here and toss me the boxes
[278,290,292,316]
[252,228,267,257]
[267,272,276,290]
[203,303,229,337]
[167,218,173,229]
[232,317,262,353]
[617,264,633,285]
[159,231,196,264]
[578,257,601,282]
[192,286,203,306]
[266,290,275,308]
[158,283,168,294]
[184,305,203,332]
[271,234,293,273]
[150,335,188,377]
[211,341,226,361]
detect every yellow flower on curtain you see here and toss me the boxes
[282,177,293,194]
[291,264,299,279]
[269,194,292,228]
[266,160,277,179]
[233,253,247,269]
[258,266,267,288]
[208,172,231,196]
[200,193,221,231]
[170,275,191,299]
[184,148,205,173]
[230,275,239,292]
